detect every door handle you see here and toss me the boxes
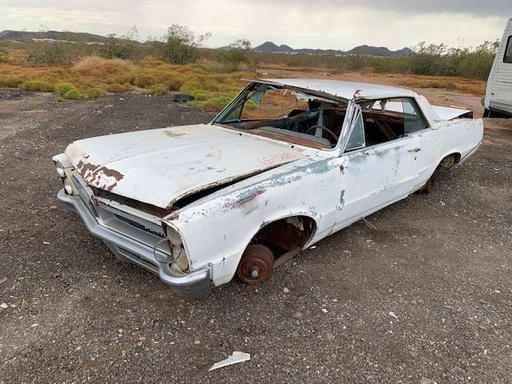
[408,148,421,153]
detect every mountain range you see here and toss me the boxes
[253,41,413,57]
[0,30,413,57]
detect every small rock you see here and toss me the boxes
[283,287,289,293]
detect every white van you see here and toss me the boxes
[482,18,512,117]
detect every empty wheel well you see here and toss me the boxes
[439,153,461,170]
[253,216,316,257]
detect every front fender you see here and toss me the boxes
[163,156,343,286]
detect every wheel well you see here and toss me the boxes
[439,153,461,170]
[252,216,316,257]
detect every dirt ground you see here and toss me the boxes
[0,73,511,384]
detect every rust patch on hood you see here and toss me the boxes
[77,159,124,192]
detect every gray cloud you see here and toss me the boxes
[1,0,510,50]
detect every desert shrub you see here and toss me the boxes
[26,40,82,66]
[133,72,160,88]
[148,84,168,95]
[105,83,128,93]
[54,96,65,102]
[201,77,224,91]
[73,57,135,85]
[19,80,55,92]
[179,81,204,95]
[154,24,211,65]
[86,88,105,98]
[99,32,148,61]
[192,91,209,101]
[0,77,23,88]
[198,95,233,112]
[166,78,185,91]
[216,39,254,71]
[407,41,498,79]
[64,88,83,99]
[56,83,75,96]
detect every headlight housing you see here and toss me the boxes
[162,225,190,272]
[53,155,76,196]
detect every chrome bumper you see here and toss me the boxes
[57,189,210,298]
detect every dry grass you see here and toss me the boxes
[0,46,487,113]
[0,54,255,107]
[395,75,486,96]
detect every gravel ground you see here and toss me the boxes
[0,84,511,384]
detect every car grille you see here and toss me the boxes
[71,171,168,253]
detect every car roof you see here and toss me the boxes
[259,78,417,101]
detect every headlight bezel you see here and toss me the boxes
[53,155,77,196]
[162,224,190,272]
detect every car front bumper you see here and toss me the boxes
[57,189,211,298]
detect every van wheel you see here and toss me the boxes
[236,244,274,283]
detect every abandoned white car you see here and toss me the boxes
[53,79,483,297]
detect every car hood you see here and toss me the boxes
[65,124,309,209]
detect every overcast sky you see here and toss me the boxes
[1,1,511,51]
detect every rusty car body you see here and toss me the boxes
[53,79,484,297]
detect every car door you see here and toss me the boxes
[331,102,420,232]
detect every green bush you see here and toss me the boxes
[64,88,83,99]
[19,80,55,92]
[56,82,75,95]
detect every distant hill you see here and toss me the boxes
[254,41,413,57]
[253,41,294,54]
[0,30,108,43]
[0,30,414,57]
[345,44,413,57]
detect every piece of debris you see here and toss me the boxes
[361,216,377,230]
[389,311,399,321]
[209,351,251,371]
[173,93,194,103]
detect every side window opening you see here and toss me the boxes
[360,97,427,147]
[504,36,512,63]
[402,98,427,134]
